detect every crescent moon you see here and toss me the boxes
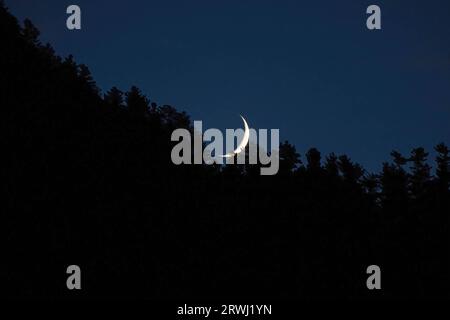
[218,115,250,158]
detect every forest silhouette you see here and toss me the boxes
[2,3,449,299]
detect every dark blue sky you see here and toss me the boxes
[7,0,450,172]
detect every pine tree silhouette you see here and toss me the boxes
[1,4,448,299]
[104,86,124,109]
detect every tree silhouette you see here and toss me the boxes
[279,140,301,175]
[324,152,339,177]
[338,155,364,184]
[22,18,39,45]
[1,4,448,299]
[409,147,431,200]
[126,85,149,117]
[104,86,124,109]
[306,147,322,173]
[435,143,450,193]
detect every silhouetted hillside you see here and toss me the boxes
[1,3,449,299]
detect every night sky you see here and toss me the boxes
[6,0,450,172]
